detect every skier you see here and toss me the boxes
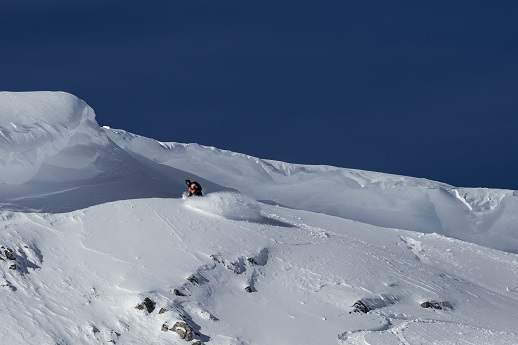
[185,180,203,197]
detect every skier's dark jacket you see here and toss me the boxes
[185,180,203,196]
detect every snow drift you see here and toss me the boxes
[0,92,108,184]
[184,192,262,221]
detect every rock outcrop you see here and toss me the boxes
[171,321,193,341]
[135,297,155,313]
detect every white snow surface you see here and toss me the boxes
[0,92,108,185]
[1,91,518,345]
[106,128,518,253]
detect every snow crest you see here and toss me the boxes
[0,92,108,184]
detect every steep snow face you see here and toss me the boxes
[0,92,108,184]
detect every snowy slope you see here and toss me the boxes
[1,92,518,345]
[105,128,518,253]
[3,197,518,345]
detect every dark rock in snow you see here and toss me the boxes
[420,301,432,308]
[135,297,155,313]
[8,264,16,270]
[4,248,15,260]
[187,275,199,285]
[171,321,193,341]
[210,255,221,264]
[173,288,186,296]
[159,307,168,314]
[245,286,253,293]
[350,300,371,314]
[420,301,444,310]
[192,341,203,345]
[0,280,16,291]
[161,323,169,332]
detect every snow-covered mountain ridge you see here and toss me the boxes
[3,92,517,252]
[1,91,518,344]
[105,126,518,254]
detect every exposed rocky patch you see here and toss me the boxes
[420,301,452,310]
[1,243,42,277]
[209,248,269,275]
[173,288,187,296]
[171,321,193,341]
[138,248,270,343]
[350,295,398,314]
[350,300,371,314]
[209,255,221,264]
[3,247,15,260]
[135,297,155,313]
[187,275,199,285]
[186,273,209,285]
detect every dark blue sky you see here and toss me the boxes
[2,1,517,189]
